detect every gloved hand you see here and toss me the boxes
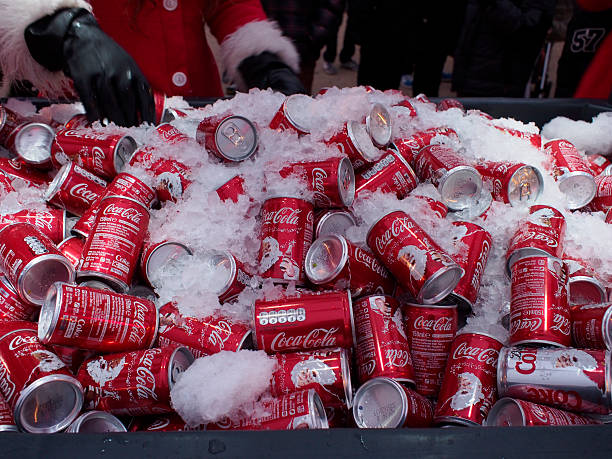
[25,8,154,127]
[239,52,306,96]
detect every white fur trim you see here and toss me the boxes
[0,0,91,97]
[220,20,300,92]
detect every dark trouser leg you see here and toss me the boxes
[412,51,447,97]
[357,42,402,90]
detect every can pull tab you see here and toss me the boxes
[221,123,246,151]
[519,182,531,201]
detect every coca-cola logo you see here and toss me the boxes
[550,313,571,335]
[103,203,144,223]
[208,320,232,349]
[262,206,301,226]
[136,349,160,400]
[354,247,389,278]
[470,240,490,290]
[23,236,48,255]
[8,334,38,350]
[270,328,339,352]
[452,341,499,366]
[311,168,328,193]
[360,359,376,376]
[512,230,558,248]
[385,349,411,368]
[62,130,109,141]
[529,403,549,423]
[70,183,100,204]
[128,301,150,344]
[91,146,106,172]
[510,317,542,334]
[413,315,454,331]
[0,364,16,401]
[374,215,414,254]
[7,159,21,170]
[147,417,170,430]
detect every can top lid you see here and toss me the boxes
[38,281,65,343]
[202,249,236,297]
[78,279,116,292]
[352,377,407,428]
[418,264,464,305]
[339,348,354,407]
[214,116,258,162]
[602,306,612,351]
[19,254,75,306]
[484,398,525,426]
[284,94,314,133]
[304,234,348,285]
[145,241,193,286]
[347,121,381,162]
[113,135,138,175]
[450,188,492,220]
[67,410,127,433]
[557,172,597,210]
[438,166,483,211]
[337,156,355,207]
[307,389,330,429]
[508,165,543,207]
[44,162,73,202]
[168,347,195,390]
[14,123,54,165]
[366,103,392,148]
[316,210,356,238]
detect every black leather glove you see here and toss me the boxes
[25,8,154,127]
[239,52,306,96]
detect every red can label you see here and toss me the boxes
[355,150,418,200]
[46,163,107,216]
[587,154,612,177]
[570,303,612,349]
[585,175,612,213]
[393,127,458,166]
[414,144,468,185]
[544,139,593,177]
[216,175,246,203]
[57,236,85,268]
[510,398,600,426]
[0,276,38,321]
[0,157,49,186]
[0,209,65,244]
[129,149,191,203]
[493,126,542,148]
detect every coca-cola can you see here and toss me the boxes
[474,160,543,206]
[584,175,612,213]
[434,331,504,426]
[8,122,55,168]
[506,204,566,274]
[0,394,17,432]
[215,175,246,203]
[207,389,328,430]
[0,222,75,305]
[0,157,49,187]
[279,157,355,208]
[485,397,600,426]
[153,91,172,125]
[509,255,571,347]
[0,275,38,321]
[38,282,159,352]
[544,139,596,209]
[393,127,459,166]
[129,148,191,202]
[196,114,258,162]
[77,195,150,292]
[365,103,392,148]
[51,129,138,180]
[129,413,204,432]
[449,188,493,221]
[269,94,314,135]
[63,114,91,130]
[497,346,611,414]
[0,321,83,433]
[413,194,448,219]
[66,410,127,433]
[493,125,542,148]
[254,290,355,354]
[587,154,612,177]
[140,239,193,287]
[352,377,433,428]
[305,234,395,297]
[437,98,465,112]
[57,236,85,268]
[366,210,463,304]
[564,254,607,305]
[571,303,612,350]
[403,303,458,397]
[314,209,356,238]
[0,208,67,244]
[0,104,26,147]
[325,121,382,170]
[44,162,107,216]
[392,98,417,117]
[258,196,314,284]
[354,149,418,200]
[449,221,492,312]
[271,348,353,407]
[157,302,253,358]
[77,346,194,416]
[50,344,96,374]
[353,295,414,384]
[201,250,254,303]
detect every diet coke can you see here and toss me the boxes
[157,302,253,358]
[434,331,504,426]
[77,346,194,416]
[474,160,543,206]
[200,250,254,303]
[57,236,85,268]
[403,303,458,397]
[353,295,414,384]
[0,208,67,244]
[140,239,193,287]
[0,321,83,433]
[254,290,355,354]
[497,346,610,414]
[0,222,75,305]
[352,377,433,428]
[325,121,382,170]
[77,195,150,292]
[215,175,246,203]
[366,210,463,304]
[570,303,612,350]
[258,196,314,284]
[44,162,107,216]
[587,154,612,177]
[314,209,356,238]
[0,275,38,321]
[305,234,395,297]
[38,282,159,352]
[485,397,600,426]
[393,127,459,166]
[354,149,418,200]
[196,114,258,162]
[269,94,314,135]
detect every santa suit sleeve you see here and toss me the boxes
[205,0,300,91]
[0,0,92,96]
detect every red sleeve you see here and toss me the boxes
[574,32,612,99]
[205,0,268,43]
[576,0,612,12]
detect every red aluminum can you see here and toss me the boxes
[0,321,83,433]
[215,175,246,203]
[153,91,172,125]
[437,98,464,112]
[271,348,353,407]
[57,236,85,268]
[587,154,612,177]
[207,389,328,430]
[200,250,254,303]
[258,196,314,284]
[392,99,417,117]
[78,346,194,416]
[140,239,193,287]
[0,105,26,147]
[393,127,459,166]
[50,344,96,375]
[0,157,49,187]
[305,234,395,297]
[352,377,433,428]
[497,346,611,414]
[77,195,150,292]
[313,209,356,238]
[196,114,258,162]
[544,139,596,209]
[63,114,91,130]
[366,210,463,304]
[353,295,414,385]
[51,129,137,180]
[0,394,17,432]
[8,122,56,168]
[570,303,612,350]
[0,222,75,305]
[129,148,191,202]
[0,208,67,244]
[44,162,107,216]
[584,175,612,213]
[0,275,38,321]
[269,94,314,135]
[354,149,418,200]
[474,160,543,206]
[506,204,566,273]
[493,125,542,148]
[485,397,600,426]
[449,221,492,311]
[38,282,159,353]
[434,331,504,426]
[365,103,392,148]
[72,172,156,239]
[413,195,448,219]
[324,402,351,428]
[254,290,355,354]
[403,303,458,398]
[129,413,204,432]
[564,254,607,305]
[509,255,571,347]
[325,121,382,170]
[66,410,127,433]
[0,173,14,194]
[279,157,355,208]
[157,302,253,358]
[414,144,483,211]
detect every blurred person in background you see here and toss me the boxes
[452,0,557,97]
[0,0,304,127]
[321,0,359,75]
[261,0,345,93]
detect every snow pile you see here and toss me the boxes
[170,350,276,426]
[542,112,612,155]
